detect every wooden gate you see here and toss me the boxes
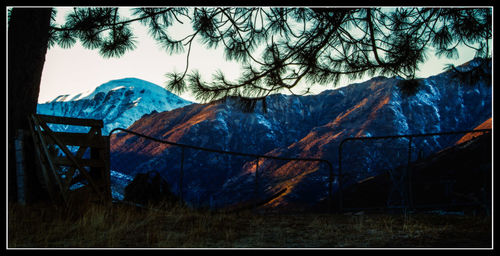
[28,114,111,206]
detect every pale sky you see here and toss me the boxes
[38,7,481,103]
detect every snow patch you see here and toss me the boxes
[38,78,193,135]
[110,86,126,91]
[132,97,142,104]
[256,114,272,130]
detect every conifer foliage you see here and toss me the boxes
[47,7,491,107]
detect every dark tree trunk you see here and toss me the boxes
[8,8,52,203]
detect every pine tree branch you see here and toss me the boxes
[51,8,174,32]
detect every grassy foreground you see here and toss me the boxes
[8,202,492,248]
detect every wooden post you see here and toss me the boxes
[103,136,112,203]
[254,157,259,211]
[407,136,413,210]
[179,147,185,205]
[15,130,26,205]
[326,161,333,213]
[338,141,344,212]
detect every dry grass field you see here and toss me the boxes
[7,202,492,248]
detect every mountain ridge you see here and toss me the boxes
[109,59,491,208]
[37,77,192,134]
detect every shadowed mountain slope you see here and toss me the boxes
[109,59,492,209]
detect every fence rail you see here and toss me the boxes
[109,127,490,213]
[338,128,492,212]
[109,128,336,211]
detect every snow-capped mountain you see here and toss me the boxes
[109,59,491,209]
[37,78,192,135]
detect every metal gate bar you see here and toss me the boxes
[109,128,336,211]
[338,128,491,212]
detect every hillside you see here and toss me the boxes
[109,58,491,209]
[335,127,491,213]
